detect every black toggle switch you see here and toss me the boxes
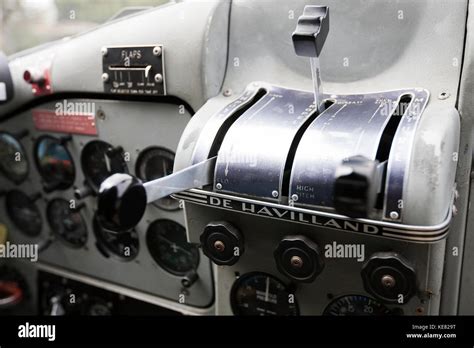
[200,221,244,266]
[274,235,324,283]
[334,155,382,218]
[361,252,416,304]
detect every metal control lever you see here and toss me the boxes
[97,156,217,231]
[292,5,329,111]
[334,156,386,218]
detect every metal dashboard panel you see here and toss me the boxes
[213,84,317,201]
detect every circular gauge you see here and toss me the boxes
[323,295,392,316]
[81,140,128,192]
[93,214,138,261]
[46,198,87,248]
[230,272,299,316]
[0,132,29,184]
[5,190,42,237]
[135,147,178,211]
[34,136,75,191]
[146,219,199,276]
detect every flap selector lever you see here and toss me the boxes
[97,157,216,231]
[292,5,329,111]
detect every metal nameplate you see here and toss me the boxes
[102,45,166,95]
[173,189,450,243]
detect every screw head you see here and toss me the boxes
[223,89,232,97]
[291,194,299,202]
[154,73,163,83]
[290,255,304,268]
[216,183,222,190]
[101,47,108,56]
[272,190,279,198]
[389,211,399,220]
[101,73,109,82]
[381,274,396,288]
[213,240,225,252]
[152,46,162,56]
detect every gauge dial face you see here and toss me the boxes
[323,295,392,316]
[81,140,128,192]
[5,190,42,237]
[135,147,178,211]
[46,198,87,248]
[93,215,138,261]
[230,272,299,316]
[0,132,28,184]
[34,136,75,191]
[146,219,199,276]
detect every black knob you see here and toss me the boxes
[334,155,380,218]
[181,270,199,288]
[361,252,416,304]
[74,184,94,199]
[274,235,324,283]
[97,173,147,232]
[292,6,329,58]
[200,221,244,266]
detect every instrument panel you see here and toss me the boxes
[0,98,214,312]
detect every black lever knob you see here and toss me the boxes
[361,252,416,304]
[292,6,329,58]
[97,173,147,232]
[334,155,380,218]
[200,221,244,266]
[274,235,324,283]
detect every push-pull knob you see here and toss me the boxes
[274,235,324,283]
[199,221,244,266]
[334,155,383,218]
[361,252,416,304]
[292,5,329,110]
